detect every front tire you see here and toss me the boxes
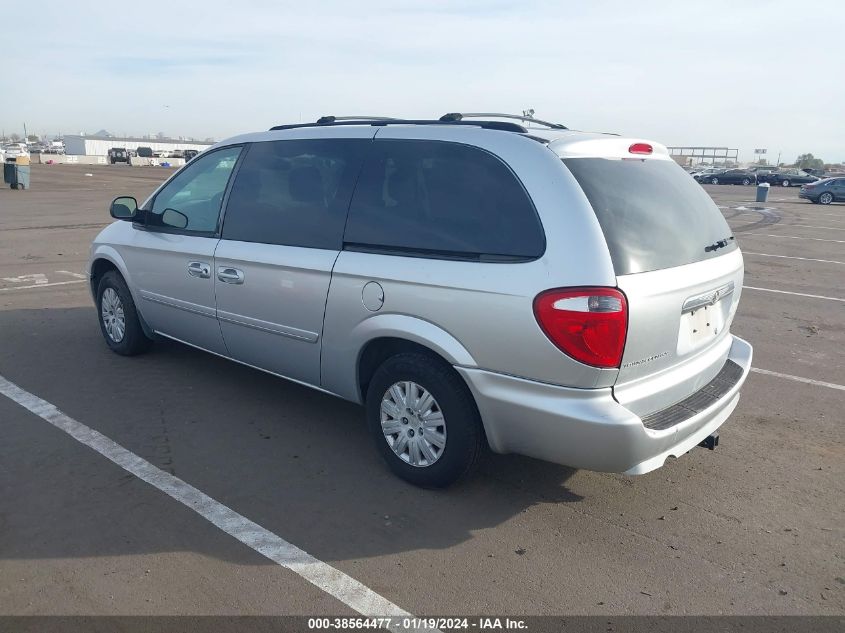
[742,178,751,186]
[782,179,791,187]
[96,271,152,356]
[819,192,834,205]
[711,177,719,185]
[366,353,483,487]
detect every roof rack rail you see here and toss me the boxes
[315,115,403,124]
[269,118,528,133]
[440,112,567,130]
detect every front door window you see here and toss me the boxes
[148,146,242,234]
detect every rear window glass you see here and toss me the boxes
[344,140,544,261]
[563,158,737,275]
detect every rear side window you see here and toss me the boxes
[222,139,367,250]
[344,139,544,261]
[563,158,737,275]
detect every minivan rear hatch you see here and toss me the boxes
[558,145,743,417]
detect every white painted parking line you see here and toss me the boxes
[743,233,845,244]
[787,223,845,232]
[750,368,845,392]
[743,252,845,266]
[56,270,88,279]
[2,273,49,285]
[0,279,86,292]
[743,286,845,303]
[0,374,430,630]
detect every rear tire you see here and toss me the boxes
[819,192,833,205]
[782,179,791,187]
[366,353,482,488]
[96,270,152,356]
[742,178,751,186]
[711,177,719,185]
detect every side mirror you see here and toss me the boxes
[110,196,138,220]
[162,208,189,230]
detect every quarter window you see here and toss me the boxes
[344,139,544,260]
[149,146,242,233]
[221,139,367,249]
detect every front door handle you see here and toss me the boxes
[187,261,211,279]
[217,267,245,284]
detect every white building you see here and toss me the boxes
[63,135,212,156]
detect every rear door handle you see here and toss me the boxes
[217,267,245,284]
[187,261,211,279]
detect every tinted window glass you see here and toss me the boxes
[563,158,737,275]
[149,146,241,233]
[345,140,544,260]
[222,139,366,249]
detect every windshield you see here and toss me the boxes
[563,157,738,275]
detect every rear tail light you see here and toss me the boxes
[533,288,628,368]
[628,143,653,155]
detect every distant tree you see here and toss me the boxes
[795,153,824,170]
[27,134,39,142]
[10,133,20,142]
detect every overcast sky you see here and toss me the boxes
[3,0,843,163]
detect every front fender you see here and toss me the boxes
[88,242,153,338]
[89,244,132,296]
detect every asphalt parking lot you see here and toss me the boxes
[0,165,842,620]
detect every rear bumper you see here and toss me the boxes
[457,335,753,474]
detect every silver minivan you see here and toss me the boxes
[89,114,752,487]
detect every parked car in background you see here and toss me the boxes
[136,146,154,158]
[108,148,131,164]
[2,143,29,162]
[183,149,199,162]
[799,178,845,205]
[89,115,752,487]
[748,165,777,179]
[691,167,722,182]
[801,168,826,178]
[758,169,819,187]
[703,169,755,185]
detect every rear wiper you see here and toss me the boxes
[705,236,735,253]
